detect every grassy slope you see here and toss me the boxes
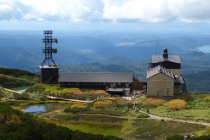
[2,75,38,88]
[146,94,210,122]
[39,107,207,140]
[0,67,38,88]
[129,119,205,140]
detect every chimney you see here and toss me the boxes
[163,48,168,58]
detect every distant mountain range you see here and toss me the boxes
[1,30,210,92]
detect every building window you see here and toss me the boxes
[68,82,72,86]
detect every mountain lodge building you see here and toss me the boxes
[147,48,187,99]
[59,72,146,96]
[58,48,186,98]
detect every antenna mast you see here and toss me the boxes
[41,30,58,66]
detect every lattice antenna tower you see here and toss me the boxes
[41,30,59,66]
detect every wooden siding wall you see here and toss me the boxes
[40,67,58,84]
[132,79,147,90]
[147,73,174,97]
[174,84,181,95]
[60,82,132,90]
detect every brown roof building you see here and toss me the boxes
[147,48,187,99]
[59,72,145,96]
[147,65,174,99]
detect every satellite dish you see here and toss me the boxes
[53,48,57,53]
[55,38,59,43]
[174,75,179,80]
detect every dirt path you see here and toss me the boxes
[139,110,210,126]
[4,88,21,94]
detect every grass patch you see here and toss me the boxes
[80,106,129,116]
[51,120,124,137]
[54,114,127,124]
[128,119,206,140]
[130,111,149,118]
[149,100,210,122]
[84,109,125,116]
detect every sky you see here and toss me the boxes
[1,0,210,31]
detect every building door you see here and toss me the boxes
[126,83,129,88]
[157,90,163,97]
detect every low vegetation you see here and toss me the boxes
[163,99,186,110]
[139,95,210,122]
[141,98,166,105]
[128,119,206,140]
[0,68,38,88]
[54,114,127,124]
[130,110,149,118]
[3,91,210,139]
[0,67,36,77]
[1,69,210,139]
[0,74,38,88]
[25,84,110,101]
[0,102,122,140]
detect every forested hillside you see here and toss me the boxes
[184,70,210,92]
[0,68,38,88]
[0,68,36,77]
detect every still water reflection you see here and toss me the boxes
[15,104,70,115]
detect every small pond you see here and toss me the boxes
[11,86,32,93]
[14,103,70,115]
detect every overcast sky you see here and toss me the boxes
[1,0,210,30]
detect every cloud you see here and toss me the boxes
[1,0,210,23]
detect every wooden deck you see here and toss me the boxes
[47,96,93,103]
[106,88,130,92]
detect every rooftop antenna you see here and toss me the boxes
[41,30,59,66]
[156,40,158,55]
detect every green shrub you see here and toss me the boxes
[166,135,183,140]
[64,106,89,114]
[0,68,36,77]
[130,111,149,118]
[54,114,127,123]
[84,109,125,116]
[116,102,133,108]
[0,75,38,88]
[26,84,45,93]
[167,134,210,140]
[140,103,158,109]
[9,95,15,99]
[195,135,210,140]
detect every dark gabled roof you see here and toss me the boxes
[147,65,174,79]
[152,55,181,64]
[59,72,133,83]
